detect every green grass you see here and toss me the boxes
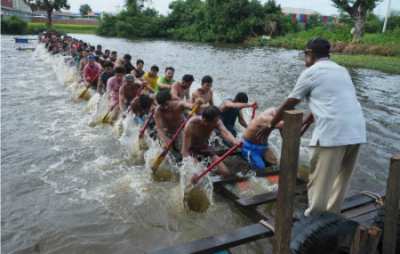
[28,22,97,34]
[332,54,400,74]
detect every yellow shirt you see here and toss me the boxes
[144,72,159,92]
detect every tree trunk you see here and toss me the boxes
[351,5,367,42]
[47,9,53,27]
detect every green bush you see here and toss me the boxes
[1,16,28,34]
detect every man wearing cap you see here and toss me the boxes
[83,55,102,89]
[257,38,366,216]
[119,74,143,113]
[171,74,194,101]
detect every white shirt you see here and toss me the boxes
[288,59,366,147]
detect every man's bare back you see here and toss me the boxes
[243,108,283,144]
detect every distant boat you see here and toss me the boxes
[14,37,37,43]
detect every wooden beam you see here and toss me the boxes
[383,154,400,254]
[274,110,303,254]
[148,223,273,254]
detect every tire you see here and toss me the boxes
[373,207,400,254]
[290,212,359,254]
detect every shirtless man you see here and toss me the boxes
[154,90,196,152]
[132,59,145,78]
[191,75,214,111]
[182,106,239,176]
[97,61,114,94]
[241,108,284,173]
[106,66,125,117]
[171,74,194,101]
[130,94,154,125]
[79,49,89,77]
[119,74,143,113]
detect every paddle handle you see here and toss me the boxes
[300,113,314,136]
[139,109,155,138]
[251,104,257,120]
[192,142,243,184]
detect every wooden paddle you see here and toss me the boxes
[251,103,257,120]
[102,104,116,124]
[78,84,90,99]
[151,104,200,172]
[139,109,155,150]
[189,142,243,186]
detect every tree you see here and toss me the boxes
[332,0,381,41]
[79,4,92,16]
[25,0,70,27]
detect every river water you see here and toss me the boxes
[1,34,399,254]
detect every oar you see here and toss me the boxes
[251,103,257,120]
[102,104,116,124]
[189,142,243,186]
[78,83,90,99]
[151,104,200,172]
[139,109,155,139]
[301,113,314,136]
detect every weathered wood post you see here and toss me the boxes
[383,154,400,254]
[274,110,303,254]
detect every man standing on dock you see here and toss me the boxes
[257,38,366,216]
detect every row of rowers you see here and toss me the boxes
[40,32,282,178]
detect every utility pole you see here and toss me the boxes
[382,0,392,33]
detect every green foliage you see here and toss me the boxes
[332,54,400,74]
[1,16,28,34]
[79,4,92,16]
[97,0,284,43]
[387,15,400,31]
[28,22,97,34]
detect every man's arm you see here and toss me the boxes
[154,110,170,146]
[170,83,180,100]
[238,110,248,128]
[209,91,214,106]
[97,73,103,93]
[118,85,125,112]
[222,101,254,110]
[217,120,239,146]
[181,123,192,158]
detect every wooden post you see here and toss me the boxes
[383,154,400,254]
[274,110,303,254]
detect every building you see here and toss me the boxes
[1,0,32,21]
[282,7,336,25]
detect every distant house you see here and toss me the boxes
[1,0,32,21]
[281,7,337,25]
[31,10,99,25]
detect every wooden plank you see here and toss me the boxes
[237,191,278,207]
[236,179,305,207]
[383,154,400,254]
[341,192,381,213]
[274,110,303,254]
[148,223,273,254]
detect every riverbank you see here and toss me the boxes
[247,27,400,74]
[28,22,97,34]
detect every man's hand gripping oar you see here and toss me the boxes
[151,103,201,172]
[186,142,243,189]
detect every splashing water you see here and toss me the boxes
[179,157,214,213]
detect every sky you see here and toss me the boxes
[68,0,399,16]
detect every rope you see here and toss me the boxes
[359,191,384,206]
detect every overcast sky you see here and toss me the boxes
[68,0,399,16]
